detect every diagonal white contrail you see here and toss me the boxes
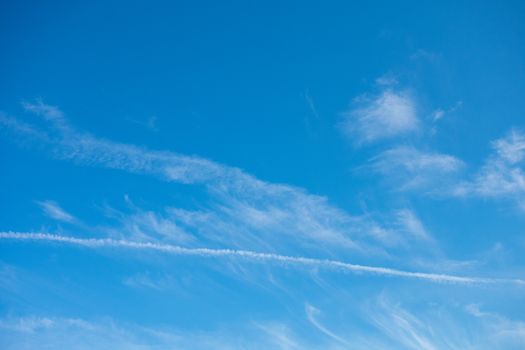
[1,231,523,286]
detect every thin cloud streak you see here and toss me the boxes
[305,303,349,346]
[304,89,320,119]
[36,200,77,223]
[1,231,523,286]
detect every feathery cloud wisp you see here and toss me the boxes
[493,129,525,165]
[369,146,463,191]
[341,89,419,145]
[1,101,425,255]
[35,200,77,223]
[305,303,349,345]
[454,129,525,209]
[395,209,432,242]
[367,296,525,350]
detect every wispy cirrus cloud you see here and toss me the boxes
[305,303,349,346]
[1,101,442,259]
[369,297,460,350]
[465,304,525,345]
[368,146,463,191]
[0,315,347,350]
[374,74,398,87]
[2,300,523,350]
[341,89,419,145]
[122,272,178,291]
[366,296,525,350]
[454,129,525,210]
[395,209,432,242]
[365,127,525,212]
[35,200,77,224]
[105,201,194,244]
[361,209,435,251]
[493,129,525,164]
[430,101,462,123]
[1,102,359,252]
[0,315,248,350]
[22,99,70,133]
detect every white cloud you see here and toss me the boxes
[341,89,419,144]
[454,129,525,209]
[370,299,441,350]
[367,297,525,350]
[22,99,70,133]
[3,302,524,350]
[255,323,303,350]
[409,49,441,63]
[357,209,435,250]
[35,200,77,223]
[431,101,462,123]
[111,205,193,243]
[22,100,63,121]
[493,129,525,164]
[1,231,523,285]
[365,129,525,211]
[305,303,349,346]
[0,113,50,141]
[375,74,398,87]
[0,316,56,333]
[369,297,485,350]
[465,304,525,346]
[0,316,230,350]
[3,101,420,256]
[0,101,494,274]
[369,146,463,191]
[395,209,431,242]
[0,315,346,350]
[122,272,174,291]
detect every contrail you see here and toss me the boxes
[1,231,523,286]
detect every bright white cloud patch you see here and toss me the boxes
[342,89,419,144]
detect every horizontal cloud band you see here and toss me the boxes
[1,231,523,286]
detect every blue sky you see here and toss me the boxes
[1,0,525,348]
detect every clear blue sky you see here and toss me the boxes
[1,1,525,348]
